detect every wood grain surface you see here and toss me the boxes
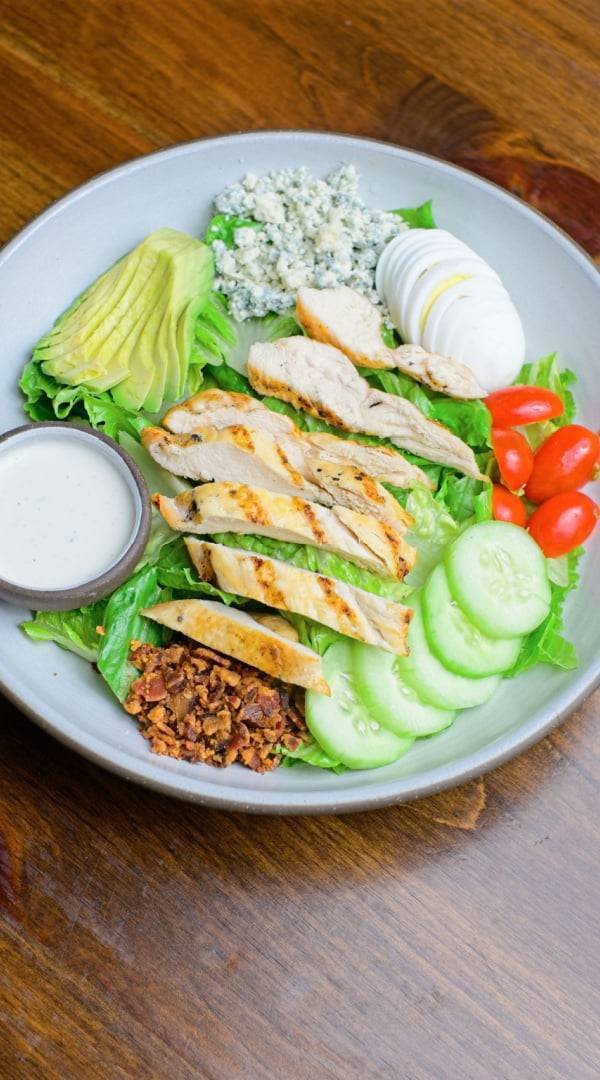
[1,2,599,1077]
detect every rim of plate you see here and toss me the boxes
[1,130,599,814]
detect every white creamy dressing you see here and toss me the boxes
[0,431,136,590]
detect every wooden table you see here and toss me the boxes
[1,3,599,1077]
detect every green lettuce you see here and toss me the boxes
[96,566,167,700]
[403,485,461,587]
[435,473,493,524]
[22,601,108,662]
[506,548,581,677]
[393,200,437,229]
[279,738,347,773]
[19,358,152,441]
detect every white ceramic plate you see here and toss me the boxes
[1,131,598,814]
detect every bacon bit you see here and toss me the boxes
[124,638,308,772]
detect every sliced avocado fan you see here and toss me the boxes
[34,228,214,412]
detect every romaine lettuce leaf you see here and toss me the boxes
[435,473,493,524]
[96,567,168,700]
[506,547,581,676]
[404,485,461,587]
[19,359,151,441]
[21,601,108,662]
[279,738,347,773]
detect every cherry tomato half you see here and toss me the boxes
[527,491,599,557]
[525,424,600,504]
[492,484,527,527]
[485,385,564,427]
[492,427,534,491]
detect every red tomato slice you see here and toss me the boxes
[492,484,527,527]
[527,491,599,557]
[525,424,600,504]
[492,427,534,491]
[485,385,564,427]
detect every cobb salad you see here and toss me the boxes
[17,164,599,774]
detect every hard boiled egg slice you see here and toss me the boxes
[423,278,525,390]
[377,227,526,391]
[376,229,467,300]
[404,256,500,344]
[382,238,476,337]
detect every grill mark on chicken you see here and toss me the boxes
[249,369,350,430]
[251,556,287,608]
[315,574,362,634]
[232,484,271,527]
[292,497,328,544]
[274,442,306,488]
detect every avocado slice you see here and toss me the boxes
[36,251,145,388]
[34,228,214,408]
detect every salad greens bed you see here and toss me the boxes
[19,196,582,773]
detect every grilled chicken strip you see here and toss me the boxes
[304,432,433,489]
[155,482,416,580]
[141,598,330,694]
[163,389,296,437]
[186,540,412,655]
[142,425,324,501]
[296,286,485,399]
[162,388,432,490]
[143,424,423,528]
[247,337,485,479]
[303,459,412,530]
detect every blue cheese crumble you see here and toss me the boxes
[212,164,406,321]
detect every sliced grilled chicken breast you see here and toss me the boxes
[142,425,325,500]
[304,459,413,530]
[141,598,330,693]
[163,389,297,437]
[304,433,433,489]
[155,482,416,580]
[296,286,485,399]
[160,387,432,490]
[247,337,485,479]
[186,540,412,655]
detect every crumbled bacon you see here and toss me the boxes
[124,638,308,772]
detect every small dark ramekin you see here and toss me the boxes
[0,421,151,611]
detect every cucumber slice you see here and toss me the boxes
[444,521,551,639]
[395,598,501,710]
[352,641,455,737]
[422,563,522,677]
[305,640,413,770]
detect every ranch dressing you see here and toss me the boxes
[0,430,137,590]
